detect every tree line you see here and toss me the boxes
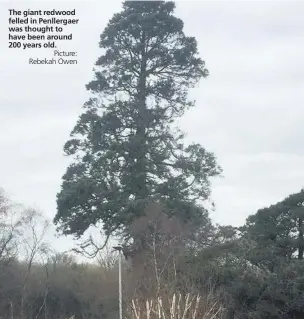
[1,188,304,318]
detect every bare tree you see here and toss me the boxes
[118,202,192,302]
[20,209,50,319]
[34,251,50,319]
[0,189,23,264]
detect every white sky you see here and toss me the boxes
[0,1,304,254]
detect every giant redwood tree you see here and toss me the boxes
[54,1,221,244]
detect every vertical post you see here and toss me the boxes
[118,249,122,319]
[113,245,123,319]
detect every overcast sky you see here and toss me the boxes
[0,1,304,254]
